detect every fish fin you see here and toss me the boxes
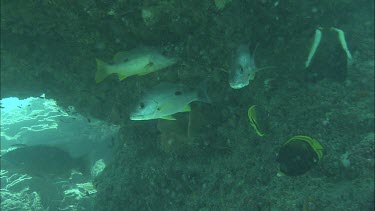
[95,59,110,83]
[118,73,130,81]
[181,105,191,112]
[160,115,176,120]
[113,51,130,64]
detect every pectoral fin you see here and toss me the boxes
[118,74,130,81]
[181,105,191,112]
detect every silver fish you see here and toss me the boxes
[229,44,257,89]
[130,82,209,121]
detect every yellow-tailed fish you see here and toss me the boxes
[247,105,265,136]
[95,48,177,83]
[130,82,210,121]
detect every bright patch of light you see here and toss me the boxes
[0,95,119,157]
[1,97,33,110]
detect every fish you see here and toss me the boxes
[247,105,265,137]
[130,82,210,121]
[95,47,177,83]
[1,145,89,179]
[229,44,257,89]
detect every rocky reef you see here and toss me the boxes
[1,0,374,210]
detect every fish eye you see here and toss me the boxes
[174,91,182,96]
[139,102,145,109]
[240,67,244,73]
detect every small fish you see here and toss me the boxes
[247,105,265,137]
[130,82,210,121]
[229,44,257,89]
[95,47,177,83]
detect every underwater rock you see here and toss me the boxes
[2,145,89,179]
[156,105,210,153]
[157,113,191,153]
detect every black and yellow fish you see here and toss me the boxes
[276,135,323,176]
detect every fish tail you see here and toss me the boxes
[197,79,211,104]
[95,59,110,83]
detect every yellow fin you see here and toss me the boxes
[181,105,191,112]
[118,74,130,81]
[95,59,110,83]
[160,115,176,120]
